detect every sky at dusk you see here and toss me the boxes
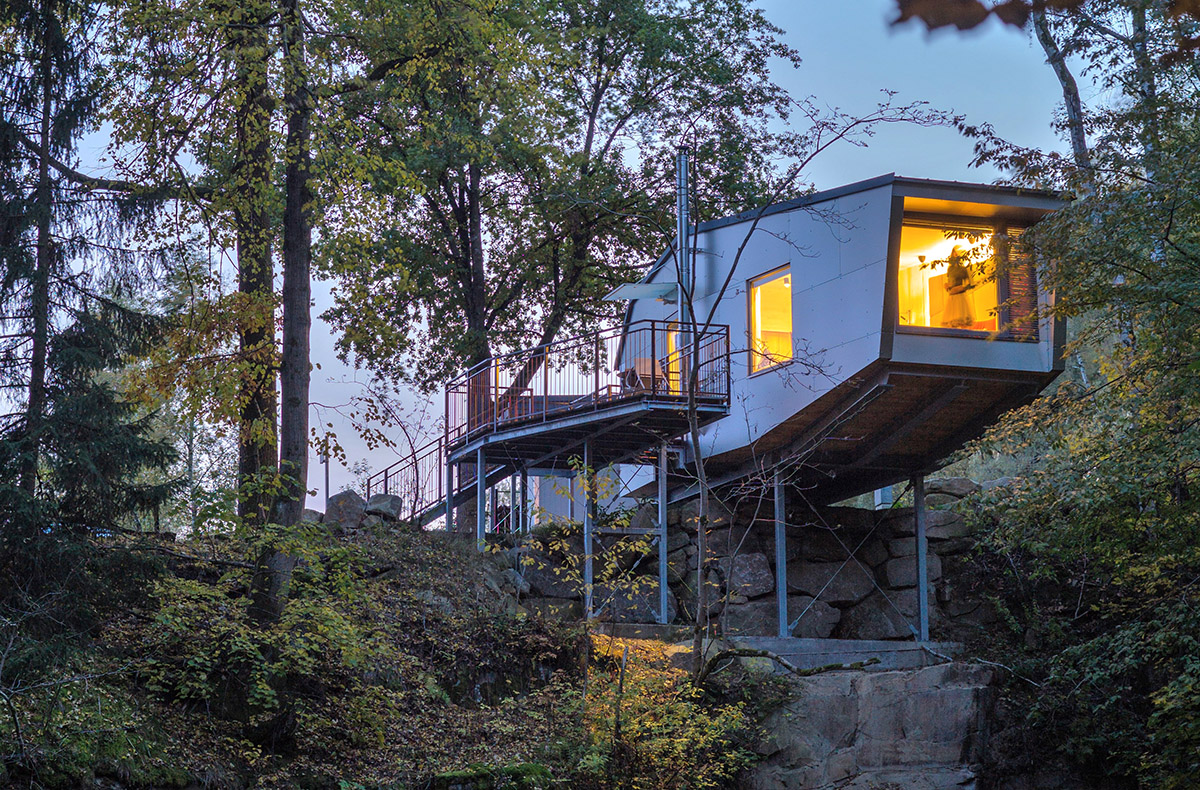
[309,1,1077,502]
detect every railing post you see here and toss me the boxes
[542,347,549,422]
[650,322,657,397]
[594,331,600,408]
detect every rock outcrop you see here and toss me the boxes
[750,662,998,790]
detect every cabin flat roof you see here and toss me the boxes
[632,174,1066,294]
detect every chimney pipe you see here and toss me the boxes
[675,146,691,331]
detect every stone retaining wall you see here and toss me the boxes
[517,477,1003,642]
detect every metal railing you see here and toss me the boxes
[364,435,446,521]
[364,320,730,526]
[446,319,730,447]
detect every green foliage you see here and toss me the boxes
[573,638,754,790]
[144,520,378,721]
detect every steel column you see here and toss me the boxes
[774,468,788,639]
[583,440,594,619]
[444,456,454,531]
[913,474,930,641]
[476,447,486,550]
[657,444,669,624]
[520,469,529,532]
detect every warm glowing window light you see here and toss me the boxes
[750,266,792,373]
[897,224,999,332]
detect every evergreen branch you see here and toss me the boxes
[13,129,214,201]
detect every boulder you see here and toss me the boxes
[301,508,324,524]
[499,568,530,596]
[596,534,652,574]
[678,497,733,532]
[981,476,1015,491]
[837,588,937,640]
[524,597,582,621]
[788,595,841,638]
[720,595,839,638]
[925,477,981,498]
[749,663,997,790]
[927,513,974,541]
[786,561,875,606]
[722,599,778,636]
[924,493,959,508]
[886,509,965,538]
[413,590,454,615]
[857,538,890,568]
[520,550,580,599]
[325,490,366,531]
[665,529,692,553]
[366,493,406,520]
[596,580,677,624]
[718,552,776,599]
[628,503,657,531]
[883,553,943,589]
[888,538,916,557]
[666,547,693,582]
[704,524,763,557]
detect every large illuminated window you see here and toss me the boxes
[897,222,1000,332]
[750,266,792,373]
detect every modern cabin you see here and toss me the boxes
[363,172,1065,635]
[619,173,1065,503]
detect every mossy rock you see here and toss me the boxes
[429,763,553,789]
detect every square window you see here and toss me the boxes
[897,223,999,332]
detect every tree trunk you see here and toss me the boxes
[21,29,53,495]
[1032,9,1091,173]
[251,0,312,624]
[233,5,278,529]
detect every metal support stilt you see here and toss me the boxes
[657,444,669,625]
[476,447,486,551]
[583,441,594,619]
[445,460,454,531]
[490,485,498,533]
[913,474,930,641]
[520,469,529,532]
[774,467,788,639]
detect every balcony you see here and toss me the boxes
[445,320,731,468]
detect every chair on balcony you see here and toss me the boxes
[620,357,670,396]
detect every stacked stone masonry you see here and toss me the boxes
[515,477,1001,642]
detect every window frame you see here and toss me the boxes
[746,263,794,376]
[893,214,1037,343]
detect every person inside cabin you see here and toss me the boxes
[942,245,975,329]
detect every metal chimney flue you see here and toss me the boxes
[675,147,691,328]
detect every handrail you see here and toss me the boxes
[364,319,731,527]
[446,319,731,447]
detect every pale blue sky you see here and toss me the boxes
[316,1,1075,498]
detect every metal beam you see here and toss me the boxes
[447,399,726,464]
[658,444,669,625]
[774,468,788,639]
[913,474,930,641]
[667,372,892,504]
[847,381,969,470]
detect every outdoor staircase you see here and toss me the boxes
[364,436,516,529]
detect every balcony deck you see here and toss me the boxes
[446,320,731,470]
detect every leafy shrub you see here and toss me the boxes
[570,639,753,789]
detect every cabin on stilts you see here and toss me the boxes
[365,165,1065,646]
